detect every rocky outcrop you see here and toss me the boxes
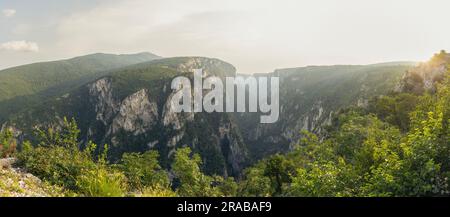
[111,89,158,135]
[0,158,15,169]
[89,77,117,124]
[0,158,64,197]
[218,120,248,176]
[162,91,194,130]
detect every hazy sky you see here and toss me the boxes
[1,0,449,73]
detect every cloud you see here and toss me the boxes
[0,40,39,52]
[55,0,267,65]
[2,9,16,17]
[40,0,450,73]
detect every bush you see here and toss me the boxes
[116,151,169,190]
[172,147,223,197]
[17,117,128,196]
[138,185,177,197]
[76,166,127,197]
[17,140,98,191]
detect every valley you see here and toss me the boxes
[0,53,417,176]
[0,50,449,197]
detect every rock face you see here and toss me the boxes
[162,91,194,131]
[89,77,118,125]
[111,89,158,135]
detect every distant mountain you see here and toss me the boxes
[0,52,161,121]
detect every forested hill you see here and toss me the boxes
[0,52,161,121]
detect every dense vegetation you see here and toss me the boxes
[0,52,448,197]
[240,68,449,196]
[1,66,447,196]
[4,118,236,196]
[0,129,16,158]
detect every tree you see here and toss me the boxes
[171,147,221,196]
[17,117,128,196]
[117,151,169,190]
[0,129,16,158]
[263,154,295,195]
[239,165,272,197]
[34,117,80,149]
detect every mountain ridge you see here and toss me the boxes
[0,52,162,121]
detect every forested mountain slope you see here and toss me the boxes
[236,62,415,160]
[0,52,161,121]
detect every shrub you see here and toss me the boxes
[17,141,97,190]
[138,185,177,197]
[17,117,129,196]
[172,147,224,197]
[116,151,169,190]
[76,166,127,197]
[0,129,16,158]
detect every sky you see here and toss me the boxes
[0,0,449,73]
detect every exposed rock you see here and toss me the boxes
[162,91,194,130]
[0,158,16,169]
[0,158,64,197]
[147,140,159,148]
[111,89,158,135]
[88,77,117,124]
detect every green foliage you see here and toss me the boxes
[239,165,272,197]
[368,93,419,131]
[0,129,16,158]
[288,158,356,196]
[17,118,127,196]
[75,145,128,197]
[171,147,237,197]
[171,147,218,196]
[34,117,80,149]
[76,164,127,197]
[241,69,450,197]
[215,176,239,197]
[263,154,295,195]
[17,141,95,191]
[116,151,169,190]
[139,185,178,197]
